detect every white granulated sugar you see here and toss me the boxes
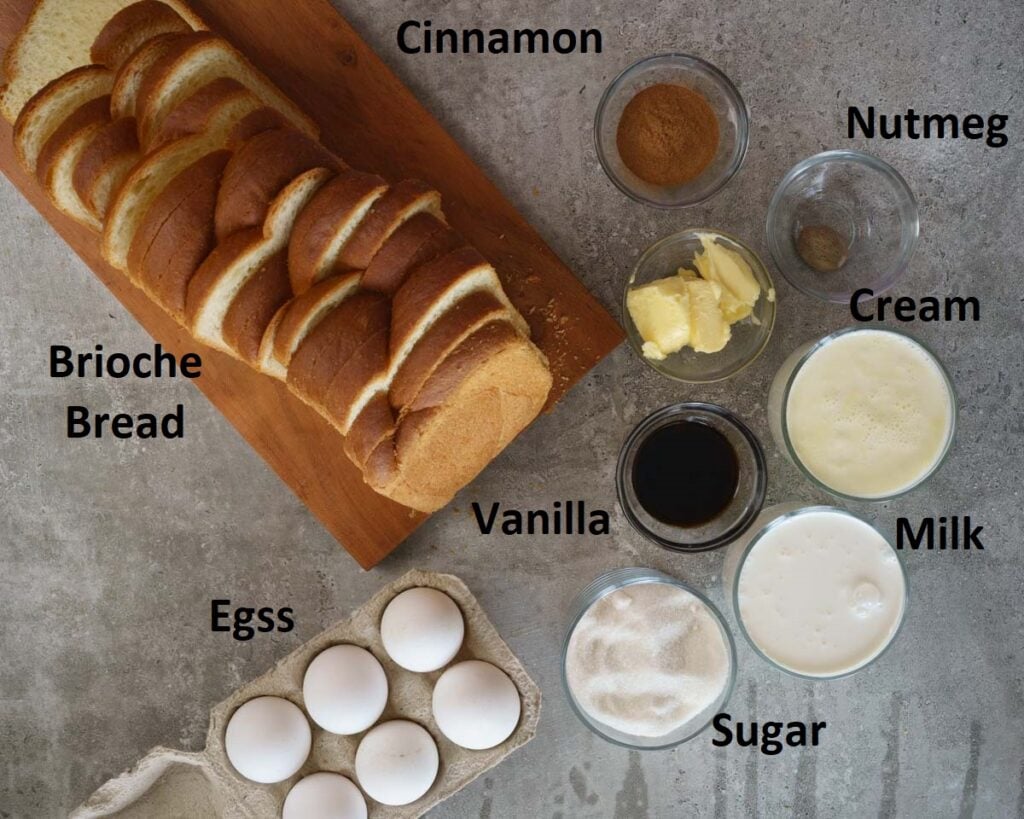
[565,582,728,738]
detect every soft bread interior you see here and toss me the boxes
[137,34,317,148]
[43,116,109,229]
[0,0,204,123]
[14,66,113,173]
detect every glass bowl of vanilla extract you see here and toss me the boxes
[616,402,767,552]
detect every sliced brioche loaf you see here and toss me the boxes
[72,117,140,219]
[259,271,362,379]
[221,250,292,363]
[146,77,259,149]
[215,127,343,240]
[361,212,462,295]
[287,291,389,407]
[128,149,230,319]
[287,170,388,294]
[187,168,332,351]
[36,96,112,229]
[110,31,189,120]
[103,96,272,272]
[336,179,443,271]
[390,246,528,370]
[135,32,318,148]
[0,0,204,123]
[91,0,191,70]
[13,66,113,174]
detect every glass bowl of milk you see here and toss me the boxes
[768,327,957,501]
[723,506,909,680]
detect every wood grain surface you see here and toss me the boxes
[0,0,623,569]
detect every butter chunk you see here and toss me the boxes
[693,234,760,323]
[687,279,731,353]
[627,276,691,360]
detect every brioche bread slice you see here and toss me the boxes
[111,31,189,120]
[337,179,443,271]
[361,212,463,295]
[73,117,140,219]
[323,323,390,434]
[35,96,112,229]
[128,149,230,319]
[147,77,259,149]
[389,289,514,411]
[91,1,191,69]
[367,321,551,512]
[287,170,388,294]
[13,66,113,174]
[0,0,204,123]
[215,127,343,240]
[258,271,362,379]
[343,391,397,469]
[390,246,529,369]
[286,291,389,407]
[221,250,292,363]
[187,168,332,351]
[136,32,318,148]
[103,98,268,272]
[225,106,292,149]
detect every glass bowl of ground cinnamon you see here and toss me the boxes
[595,54,748,207]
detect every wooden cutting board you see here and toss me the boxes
[0,0,623,569]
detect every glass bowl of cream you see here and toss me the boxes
[722,505,909,679]
[561,568,736,749]
[624,228,776,383]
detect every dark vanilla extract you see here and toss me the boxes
[631,420,739,527]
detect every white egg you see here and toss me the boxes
[380,587,464,672]
[302,644,388,735]
[224,696,311,784]
[432,660,521,750]
[282,772,367,819]
[354,720,439,806]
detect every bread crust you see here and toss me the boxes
[337,179,442,270]
[215,127,342,240]
[36,95,111,187]
[147,76,251,149]
[270,272,362,370]
[361,211,463,295]
[222,249,292,363]
[287,170,387,294]
[91,1,191,70]
[73,116,140,219]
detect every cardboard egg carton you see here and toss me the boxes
[71,570,542,818]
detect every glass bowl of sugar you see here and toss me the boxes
[561,568,736,749]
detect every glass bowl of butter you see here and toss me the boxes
[624,228,776,383]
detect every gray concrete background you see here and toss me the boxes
[1,0,1022,816]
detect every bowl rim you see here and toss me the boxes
[730,505,910,680]
[623,227,777,384]
[777,326,958,502]
[594,53,750,209]
[561,568,738,749]
[615,401,768,552]
[765,148,920,303]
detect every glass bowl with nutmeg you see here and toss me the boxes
[595,54,749,208]
[766,150,919,304]
[624,229,776,383]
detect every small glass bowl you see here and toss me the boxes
[616,403,767,552]
[595,54,749,207]
[766,150,919,304]
[766,327,957,502]
[624,228,776,383]
[722,506,910,680]
[561,568,737,749]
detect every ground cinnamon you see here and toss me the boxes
[616,83,719,187]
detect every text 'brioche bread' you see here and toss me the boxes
[287,170,388,294]
[0,0,204,123]
[72,116,140,219]
[215,127,343,240]
[128,148,230,320]
[187,167,333,351]
[91,0,191,70]
[14,65,112,174]
[136,32,318,148]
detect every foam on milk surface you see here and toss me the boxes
[565,582,728,738]
[786,330,952,497]
[738,511,905,677]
